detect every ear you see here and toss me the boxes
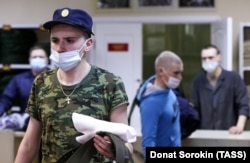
[157,67,165,76]
[84,38,93,52]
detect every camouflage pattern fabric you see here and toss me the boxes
[27,65,129,163]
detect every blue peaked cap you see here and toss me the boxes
[43,7,94,36]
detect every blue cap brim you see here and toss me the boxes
[43,20,94,35]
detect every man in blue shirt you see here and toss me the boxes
[0,45,49,130]
[137,50,183,157]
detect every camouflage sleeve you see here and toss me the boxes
[26,70,54,122]
[105,74,129,112]
[26,75,40,121]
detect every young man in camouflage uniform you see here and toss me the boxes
[15,7,132,163]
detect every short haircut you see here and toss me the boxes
[202,44,220,55]
[155,50,183,70]
[29,45,48,57]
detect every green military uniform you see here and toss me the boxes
[27,65,129,163]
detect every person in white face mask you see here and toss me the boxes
[190,44,249,134]
[29,45,50,75]
[0,45,49,131]
[136,51,183,157]
[15,7,133,163]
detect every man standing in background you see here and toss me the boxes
[190,44,249,134]
[0,45,49,131]
[136,50,183,157]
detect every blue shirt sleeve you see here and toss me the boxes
[0,71,34,114]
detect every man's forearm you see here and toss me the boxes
[236,115,247,130]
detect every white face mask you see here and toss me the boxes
[162,70,181,89]
[202,61,219,73]
[50,42,86,72]
[166,76,181,89]
[30,58,47,72]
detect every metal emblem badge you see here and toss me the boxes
[61,9,69,17]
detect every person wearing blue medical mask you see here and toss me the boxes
[29,46,49,74]
[190,44,249,134]
[15,8,132,163]
[0,45,49,131]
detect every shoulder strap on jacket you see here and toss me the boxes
[128,82,144,126]
[127,94,139,126]
[108,133,134,163]
[66,138,97,163]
